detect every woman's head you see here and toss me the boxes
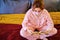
[32,0,44,12]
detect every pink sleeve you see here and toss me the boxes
[22,9,35,30]
[45,10,54,30]
[22,9,31,30]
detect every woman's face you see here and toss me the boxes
[33,8,41,13]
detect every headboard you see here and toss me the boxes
[0,12,60,24]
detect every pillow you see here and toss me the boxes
[0,0,30,13]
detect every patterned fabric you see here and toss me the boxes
[22,8,54,31]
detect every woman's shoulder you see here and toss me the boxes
[42,9,49,15]
[26,8,32,14]
[25,8,32,16]
[43,9,48,12]
[27,8,32,12]
[42,9,50,16]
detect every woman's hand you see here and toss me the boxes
[27,29,33,34]
[43,29,52,35]
[26,27,34,34]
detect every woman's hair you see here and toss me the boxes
[32,0,44,10]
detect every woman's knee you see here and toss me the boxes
[20,28,31,38]
[20,29,26,38]
[53,28,57,35]
[20,29,24,37]
[43,28,57,37]
[47,28,57,37]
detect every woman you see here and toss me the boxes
[20,0,57,40]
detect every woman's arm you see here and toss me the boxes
[46,10,54,30]
[22,9,36,31]
[42,9,54,34]
[38,9,54,34]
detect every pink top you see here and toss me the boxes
[22,8,54,32]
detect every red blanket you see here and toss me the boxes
[0,24,60,40]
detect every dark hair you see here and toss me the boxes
[32,0,44,10]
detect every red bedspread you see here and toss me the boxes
[0,24,60,40]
